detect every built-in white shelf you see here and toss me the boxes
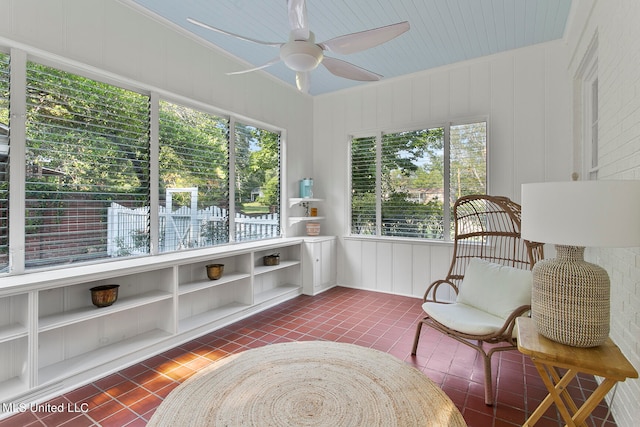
[178,302,251,333]
[254,260,300,276]
[288,197,325,225]
[39,290,173,332]
[38,328,172,386]
[288,197,323,208]
[0,238,309,408]
[179,272,252,295]
[0,376,28,403]
[254,284,300,305]
[0,323,28,343]
[288,216,326,225]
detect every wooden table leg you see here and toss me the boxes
[524,361,581,426]
[524,361,619,427]
[571,378,617,425]
[516,318,637,427]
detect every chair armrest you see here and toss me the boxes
[495,304,531,341]
[423,279,459,303]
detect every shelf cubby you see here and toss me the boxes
[38,327,172,386]
[0,294,29,343]
[253,245,301,304]
[0,337,29,401]
[178,276,252,333]
[178,254,252,295]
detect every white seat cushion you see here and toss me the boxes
[456,258,532,320]
[423,301,506,335]
[422,258,533,337]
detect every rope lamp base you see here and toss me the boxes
[531,245,610,348]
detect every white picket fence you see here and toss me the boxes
[107,203,279,255]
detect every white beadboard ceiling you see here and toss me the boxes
[125,0,572,96]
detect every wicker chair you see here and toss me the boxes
[411,194,544,405]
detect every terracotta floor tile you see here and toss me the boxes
[0,286,618,427]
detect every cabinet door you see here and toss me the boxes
[303,237,336,295]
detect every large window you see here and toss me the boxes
[234,122,281,242]
[25,61,150,267]
[350,121,486,240]
[158,100,229,252]
[0,51,283,273]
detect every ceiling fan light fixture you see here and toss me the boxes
[280,40,323,72]
[190,0,410,93]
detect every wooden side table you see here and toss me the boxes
[516,317,638,427]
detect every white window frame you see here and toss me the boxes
[3,46,285,274]
[348,119,487,242]
[576,34,599,181]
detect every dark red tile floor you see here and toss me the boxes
[0,286,617,426]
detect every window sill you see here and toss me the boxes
[343,235,454,246]
[0,237,304,292]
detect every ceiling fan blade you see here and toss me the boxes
[320,21,410,55]
[322,57,382,81]
[296,71,310,93]
[226,57,282,75]
[288,0,310,40]
[187,17,282,47]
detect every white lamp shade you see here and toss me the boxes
[521,180,640,247]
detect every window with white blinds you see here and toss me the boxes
[450,122,487,201]
[158,100,229,252]
[0,49,284,274]
[25,62,150,268]
[234,122,280,242]
[0,53,9,272]
[381,128,446,238]
[350,121,486,241]
[350,135,377,235]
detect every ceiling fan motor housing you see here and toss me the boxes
[280,35,324,72]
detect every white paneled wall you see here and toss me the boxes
[314,40,572,298]
[341,238,455,299]
[566,2,640,426]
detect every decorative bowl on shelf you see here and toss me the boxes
[206,263,224,280]
[263,254,280,266]
[90,284,120,308]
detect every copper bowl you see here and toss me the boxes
[263,255,280,266]
[90,285,120,308]
[206,264,224,280]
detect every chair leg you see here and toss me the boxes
[411,320,424,355]
[481,351,494,406]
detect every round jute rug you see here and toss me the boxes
[148,341,466,426]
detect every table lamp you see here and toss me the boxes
[521,180,640,347]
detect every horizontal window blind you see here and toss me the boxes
[0,53,8,272]
[158,100,229,252]
[25,62,150,268]
[350,135,377,235]
[381,128,445,239]
[234,122,280,242]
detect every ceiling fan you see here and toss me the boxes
[187,0,410,93]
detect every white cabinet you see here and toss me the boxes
[302,236,337,296]
[0,238,304,406]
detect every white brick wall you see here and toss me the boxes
[569,1,640,425]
